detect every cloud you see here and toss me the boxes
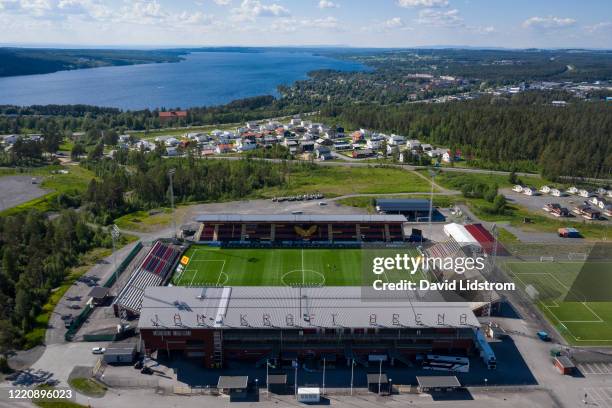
[231,0,290,22]
[213,0,231,4]
[397,0,448,8]
[384,17,404,28]
[416,8,462,27]
[270,16,340,32]
[586,21,612,33]
[522,16,576,29]
[318,0,338,8]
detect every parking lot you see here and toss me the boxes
[501,188,611,224]
[0,175,48,211]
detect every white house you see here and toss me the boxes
[290,118,302,126]
[366,139,382,150]
[607,190,612,198]
[1,134,19,144]
[512,185,524,193]
[596,187,607,195]
[442,151,453,163]
[579,189,594,198]
[427,148,447,158]
[421,143,433,151]
[245,121,259,130]
[165,146,179,157]
[539,185,551,194]
[235,138,257,152]
[387,134,405,146]
[118,134,131,144]
[406,139,421,149]
[164,137,179,147]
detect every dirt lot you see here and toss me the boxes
[0,175,48,211]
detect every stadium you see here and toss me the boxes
[112,213,502,373]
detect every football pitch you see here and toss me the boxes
[172,246,426,287]
[506,260,612,346]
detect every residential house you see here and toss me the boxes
[387,134,405,146]
[215,144,233,154]
[366,139,382,150]
[159,111,187,122]
[299,140,315,152]
[245,121,259,130]
[421,143,433,151]
[512,185,524,193]
[315,146,332,161]
[118,134,131,144]
[333,141,352,151]
[579,189,594,198]
[351,131,364,143]
[544,203,561,212]
[235,138,257,152]
[352,149,373,159]
[567,186,579,195]
[406,139,422,150]
[165,146,179,157]
[442,150,453,163]
[1,134,19,145]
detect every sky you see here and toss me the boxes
[0,0,611,49]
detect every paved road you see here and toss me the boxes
[45,240,143,345]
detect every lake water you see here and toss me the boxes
[0,51,365,110]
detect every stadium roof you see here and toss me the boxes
[193,214,407,223]
[375,199,431,212]
[138,286,480,330]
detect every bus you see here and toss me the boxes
[420,354,470,373]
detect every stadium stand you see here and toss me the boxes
[113,241,181,318]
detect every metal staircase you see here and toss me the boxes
[213,331,223,367]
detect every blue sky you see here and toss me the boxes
[0,0,611,48]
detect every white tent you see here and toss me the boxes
[443,223,479,247]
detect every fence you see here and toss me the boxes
[103,241,144,288]
[64,241,143,342]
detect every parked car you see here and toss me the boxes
[537,331,551,342]
[91,347,106,354]
[68,304,81,310]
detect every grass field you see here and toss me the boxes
[261,166,435,198]
[506,260,612,346]
[172,246,426,287]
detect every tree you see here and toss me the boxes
[71,143,86,160]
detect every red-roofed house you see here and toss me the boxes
[159,111,188,122]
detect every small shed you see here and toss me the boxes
[103,344,137,364]
[267,374,288,394]
[218,376,248,397]
[88,287,110,306]
[554,356,575,375]
[297,387,320,403]
[416,376,461,393]
[366,373,389,393]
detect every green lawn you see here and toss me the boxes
[172,246,425,287]
[505,260,612,346]
[262,166,435,198]
[114,208,173,232]
[68,377,107,397]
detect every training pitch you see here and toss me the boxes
[506,260,612,346]
[172,246,425,287]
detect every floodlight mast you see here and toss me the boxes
[168,168,177,239]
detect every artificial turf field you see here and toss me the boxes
[172,246,426,287]
[506,260,612,346]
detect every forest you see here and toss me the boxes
[321,92,612,179]
[0,210,111,353]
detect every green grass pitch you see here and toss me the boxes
[506,261,612,346]
[172,246,426,287]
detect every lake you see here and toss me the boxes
[0,51,365,110]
